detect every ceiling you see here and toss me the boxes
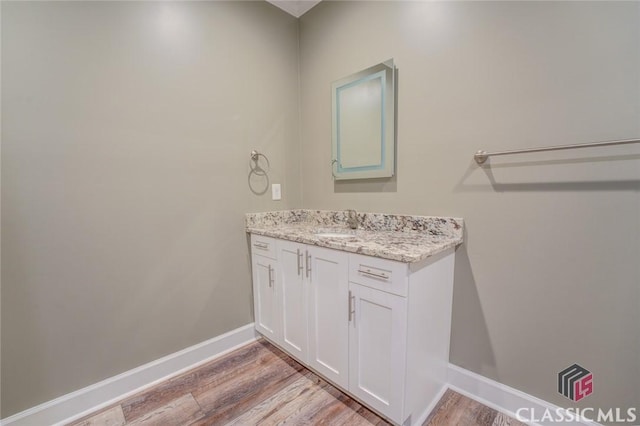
[266,0,322,18]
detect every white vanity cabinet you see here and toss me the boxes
[347,250,456,425]
[249,234,455,426]
[307,246,349,389]
[273,239,350,387]
[348,281,407,421]
[277,240,309,364]
[250,235,280,342]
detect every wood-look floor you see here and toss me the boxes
[69,340,527,426]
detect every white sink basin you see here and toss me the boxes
[315,232,356,239]
[314,228,359,240]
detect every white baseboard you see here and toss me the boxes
[1,323,258,426]
[448,364,602,426]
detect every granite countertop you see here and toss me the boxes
[246,210,464,263]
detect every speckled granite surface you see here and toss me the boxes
[246,210,464,263]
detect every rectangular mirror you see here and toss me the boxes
[332,59,396,180]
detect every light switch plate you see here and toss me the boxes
[271,184,282,200]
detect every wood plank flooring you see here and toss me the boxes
[424,389,526,426]
[69,339,527,426]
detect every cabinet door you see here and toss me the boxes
[252,254,279,342]
[349,282,407,422]
[278,240,308,363]
[308,246,349,389]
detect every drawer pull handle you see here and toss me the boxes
[358,268,390,280]
[268,265,274,288]
[253,242,269,250]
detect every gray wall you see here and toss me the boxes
[3,0,639,419]
[299,1,639,414]
[1,1,300,416]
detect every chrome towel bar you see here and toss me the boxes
[474,138,640,165]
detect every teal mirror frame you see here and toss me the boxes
[331,59,396,180]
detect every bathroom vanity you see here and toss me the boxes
[246,210,464,426]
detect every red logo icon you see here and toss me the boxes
[559,364,593,401]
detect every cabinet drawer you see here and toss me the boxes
[348,253,408,297]
[250,234,277,260]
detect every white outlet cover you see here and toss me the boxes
[272,184,282,200]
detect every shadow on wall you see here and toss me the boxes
[454,154,640,193]
[450,242,498,379]
[334,175,397,193]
